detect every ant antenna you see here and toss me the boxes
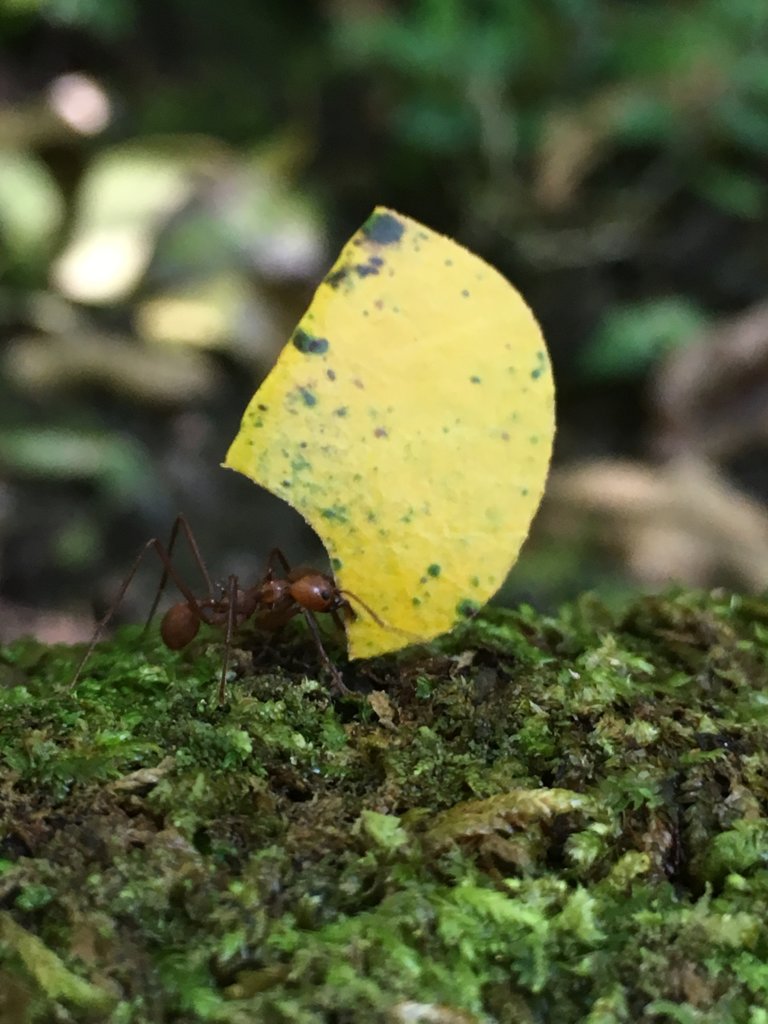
[338,588,421,642]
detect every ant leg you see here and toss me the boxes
[144,514,214,632]
[330,608,350,632]
[263,547,292,580]
[217,574,238,706]
[299,608,351,696]
[71,537,205,691]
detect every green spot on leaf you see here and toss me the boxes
[321,505,349,523]
[362,210,404,246]
[293,329,329,355]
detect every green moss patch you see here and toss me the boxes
[2,591,768,1022]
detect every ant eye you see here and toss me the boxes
[321,589,331,601]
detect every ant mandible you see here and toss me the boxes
[71,514,385,703]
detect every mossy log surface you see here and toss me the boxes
[2,591,768,1023]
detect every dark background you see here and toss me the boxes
[2,0,768,644]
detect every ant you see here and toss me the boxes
[71,514,387,703]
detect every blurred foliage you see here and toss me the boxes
[329,0,768,230]
[2,0,768,635]
[581,298,710,380]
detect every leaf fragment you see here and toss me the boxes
[225,207,555,658]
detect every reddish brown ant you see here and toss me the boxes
[71,514,387,703]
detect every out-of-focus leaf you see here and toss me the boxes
[0,149,64,270]
[4,333,220,406]
[52,140,222,303]
[393,99,474,154]
[582,298,709,380]
[694,165,767,218]
[0,598,95,644]
[547,457,768,592]
[42,0,134,38]
[135,275,250,350]
[654,301,768,458]
[0,426,156,500]
[534,67,722,213]
[717,94,768,156]
[144,137,326,286]
[2,0,40,12]
[612,94,677,144]
[135,272,290,370]
[535,86,671,210]
[216,147,326,281]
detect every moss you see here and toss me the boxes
[2,590,768,1022]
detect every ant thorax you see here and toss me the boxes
[259,578,292,607]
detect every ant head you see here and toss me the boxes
[289,572,343,613]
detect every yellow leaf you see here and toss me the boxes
[224,207,555,659]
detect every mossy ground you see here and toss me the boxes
[2,591,768,1023]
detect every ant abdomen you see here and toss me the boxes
[161,602,201,650]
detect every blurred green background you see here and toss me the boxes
[2,0,768,644]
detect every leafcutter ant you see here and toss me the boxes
[71,514,387,703]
